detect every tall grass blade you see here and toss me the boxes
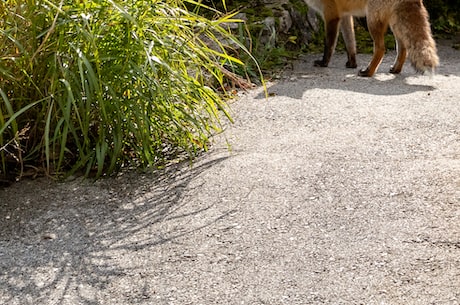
[0,0,258,179]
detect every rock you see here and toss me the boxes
[279,9,293,33]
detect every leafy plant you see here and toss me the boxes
[425,0,460,35]
[0,0,253,180]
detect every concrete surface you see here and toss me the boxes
[1,42,459,304]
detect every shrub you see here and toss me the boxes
[425,0,460,35]
[0,0,248,180]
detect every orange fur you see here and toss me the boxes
[304,0,439,77]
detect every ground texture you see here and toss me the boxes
[1,42,459,305]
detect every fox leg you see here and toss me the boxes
[341,15,357,68]
[389,30,407,74]
[358,17,389,77]
[314,15,341,67]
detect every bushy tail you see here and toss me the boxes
[392,0,439,74]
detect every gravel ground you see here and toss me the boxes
[1,42,459,305]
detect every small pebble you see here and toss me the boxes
[42,233,57,240]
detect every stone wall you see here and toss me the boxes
[226,0,323,50]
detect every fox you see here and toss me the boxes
[303,0,439,77]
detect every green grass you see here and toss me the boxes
[0,0,254,180]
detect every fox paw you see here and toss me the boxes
[346,60,357,69]
[358,68,373,77]
[314,60,328,67]
[389,66,402,74]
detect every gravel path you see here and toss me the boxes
[1,42,459,305]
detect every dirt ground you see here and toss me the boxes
[1,42,459,305]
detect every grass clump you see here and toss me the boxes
[0,0,248,180]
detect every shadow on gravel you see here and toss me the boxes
[256,43,460,100]
[254,72,437,100]
[0,156,228,304]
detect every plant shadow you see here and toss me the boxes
[0,154,230,304]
